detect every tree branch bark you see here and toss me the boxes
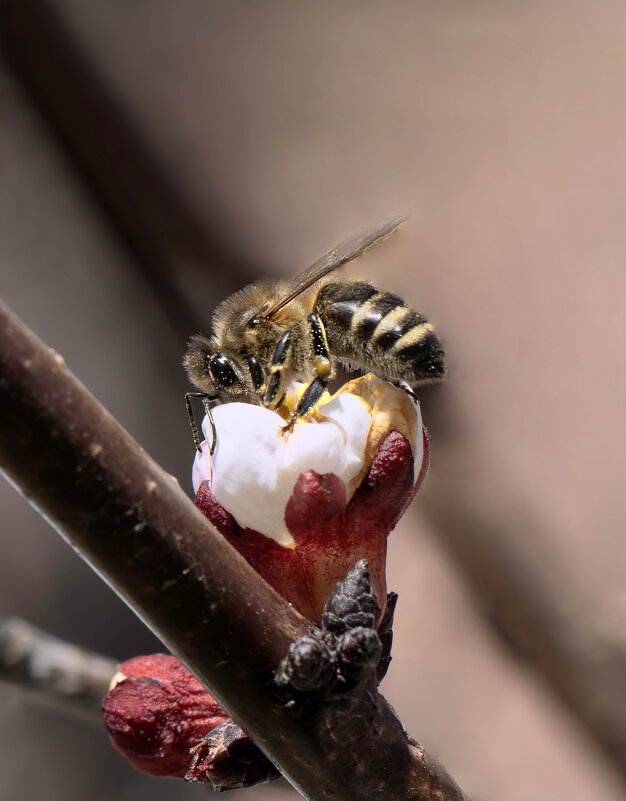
[0,297,470,801]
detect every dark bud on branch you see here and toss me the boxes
[187,721,280,789]
[336,627,383,687]
[276,560,390,696]
[275,635,336,693]
[322,559,378,635]
[376,591,399,684]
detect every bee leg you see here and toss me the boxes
[185,392,204,452]
[247,354,266,394]
[203,401,218,457]
[307,313,333,384]
[391,381,420,405]
[185,392,218,454]
[264,331,293,407]
[283,377,328,433]
[283,315,333,432]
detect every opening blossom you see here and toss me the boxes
[103,373,430,786]
[193,373,430,621]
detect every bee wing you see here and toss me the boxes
[263,214,408,318]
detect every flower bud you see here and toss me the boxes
[103,654,280,788]
[102,654,230,778]
[194,374,429,621]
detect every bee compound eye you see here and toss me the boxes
[207,353,242,387]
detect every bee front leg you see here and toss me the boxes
[283,378,328,433]
[264,331,293,407]
[185,392,218,454]
[283,314,333,431]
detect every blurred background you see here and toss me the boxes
[0,2,624,800]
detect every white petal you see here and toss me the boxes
[192,396,372,546]
[192,377,425,547]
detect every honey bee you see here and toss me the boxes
[184,216,445,451]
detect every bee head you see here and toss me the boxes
[183,334,253,403]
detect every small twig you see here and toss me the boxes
[0,297,470,800]
[0,617,117,722]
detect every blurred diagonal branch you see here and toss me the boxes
[420,451,626,784]
[0,617,116,722]
[0,297,470,801]
[0,0,256,340]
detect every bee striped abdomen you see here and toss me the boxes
[316,281,445,386]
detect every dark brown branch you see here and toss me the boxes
[0,297,470,801]
[0,617,117,721]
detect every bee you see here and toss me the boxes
[184,216,445,451]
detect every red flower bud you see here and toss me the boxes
[102,655,229,778]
